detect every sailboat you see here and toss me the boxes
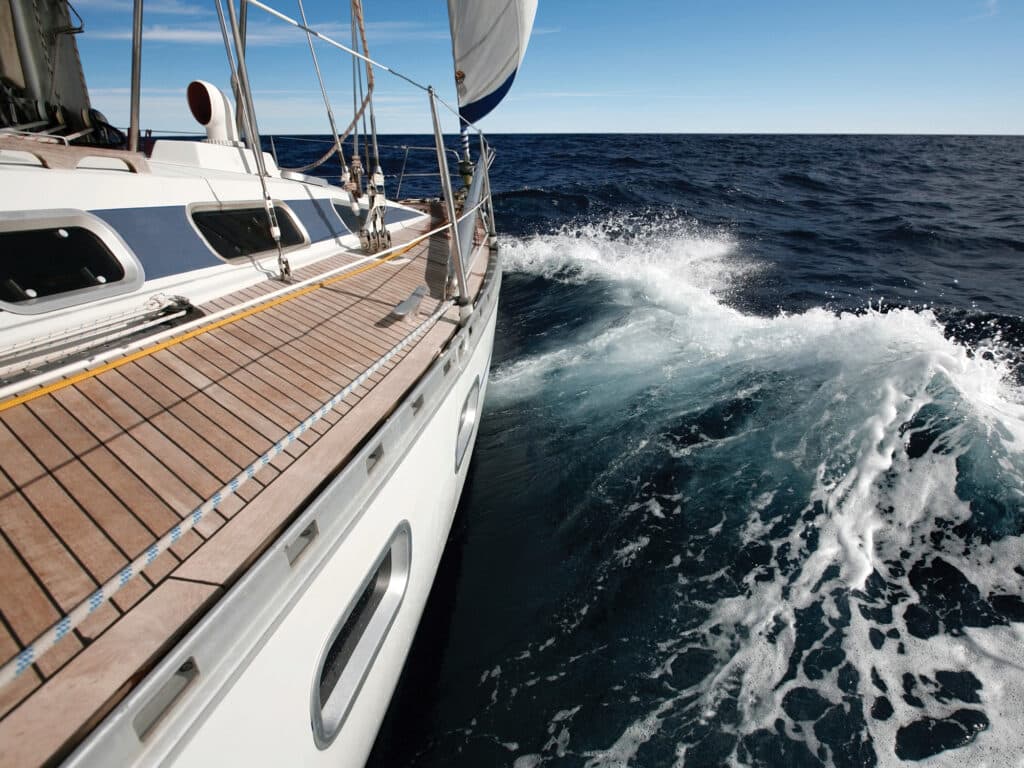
[0,0,536,764]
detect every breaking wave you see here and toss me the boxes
[478,216,1024,767]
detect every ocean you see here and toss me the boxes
[293,134,1024,767]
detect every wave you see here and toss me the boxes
[486,216,1024,766]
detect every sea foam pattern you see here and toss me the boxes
[484,221,1024,767]
[364,134,1024,768]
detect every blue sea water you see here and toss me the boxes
[301,134,1024,767]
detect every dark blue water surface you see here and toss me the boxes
[296,135,1024,767]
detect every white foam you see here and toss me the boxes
[487,216,1024,764]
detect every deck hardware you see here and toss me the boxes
[313,524,411,749]
[285,521,320,566]
[443,359,452,375]
[411,394,425,413]
[366,443,384,472]
[456,376,481,471]
[132,658,198,740]
[391,285,427,318]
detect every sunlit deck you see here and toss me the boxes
[0,212,489,766]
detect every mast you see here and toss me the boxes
[128,0,144,152]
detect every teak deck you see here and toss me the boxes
[0,214,488,766]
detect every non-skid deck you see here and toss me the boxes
[0,215,487,766]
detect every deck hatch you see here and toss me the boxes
[312,523,410,748]
[191,204,304,259]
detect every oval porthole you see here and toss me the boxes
[455,375,480,472]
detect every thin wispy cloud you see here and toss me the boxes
[968,0,999,19]
[75,0,209,16]
[509,91,618,100]
[91,20,447,46]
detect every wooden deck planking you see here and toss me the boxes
[51,386,126,444]
[104,432,203,515]
[49,462,153,559]
[19,475,125,584]
[0,215,486,765]
[0,533,62,648]
[0,409,73,488]
[0,623,39,720]
[2,491,96,613]
[185,335,320,427]
[108,570,154,614]
[0,580,221,768]
[158,348,293,449]
[24,395,100,457]
[225,312,381,389]
[0,532,86,685]
[77,446,181,539]
[214,325,339,404]
[133,358,263,468]
[164,345,305,448]
[245,324,382,396]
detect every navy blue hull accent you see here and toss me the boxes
[93,200,427,283]
[286,198,348,243]
[92,206,220,280]
[384,207,425,226]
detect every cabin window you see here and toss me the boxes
[0,211,142,314]
[191,204,304,260]
[312,524,410,749]
[0,226,125,303]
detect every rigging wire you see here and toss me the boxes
[244,0,479,137]
[295,0,348,182]
[225,0,291,280]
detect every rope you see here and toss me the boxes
[353,0,382,179]
[296,0,346,178]
[224,0,290,279]
[0,297,455,690]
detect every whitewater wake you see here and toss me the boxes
[485,216,1024,767]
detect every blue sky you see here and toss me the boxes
[75,0,1022,134]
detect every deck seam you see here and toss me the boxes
[76,380,206,535]
[7,404,142,573]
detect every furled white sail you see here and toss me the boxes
[447,0,538,125]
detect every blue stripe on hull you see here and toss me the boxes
[92,200,427,282]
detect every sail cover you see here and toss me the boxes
[447,0,538,125]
